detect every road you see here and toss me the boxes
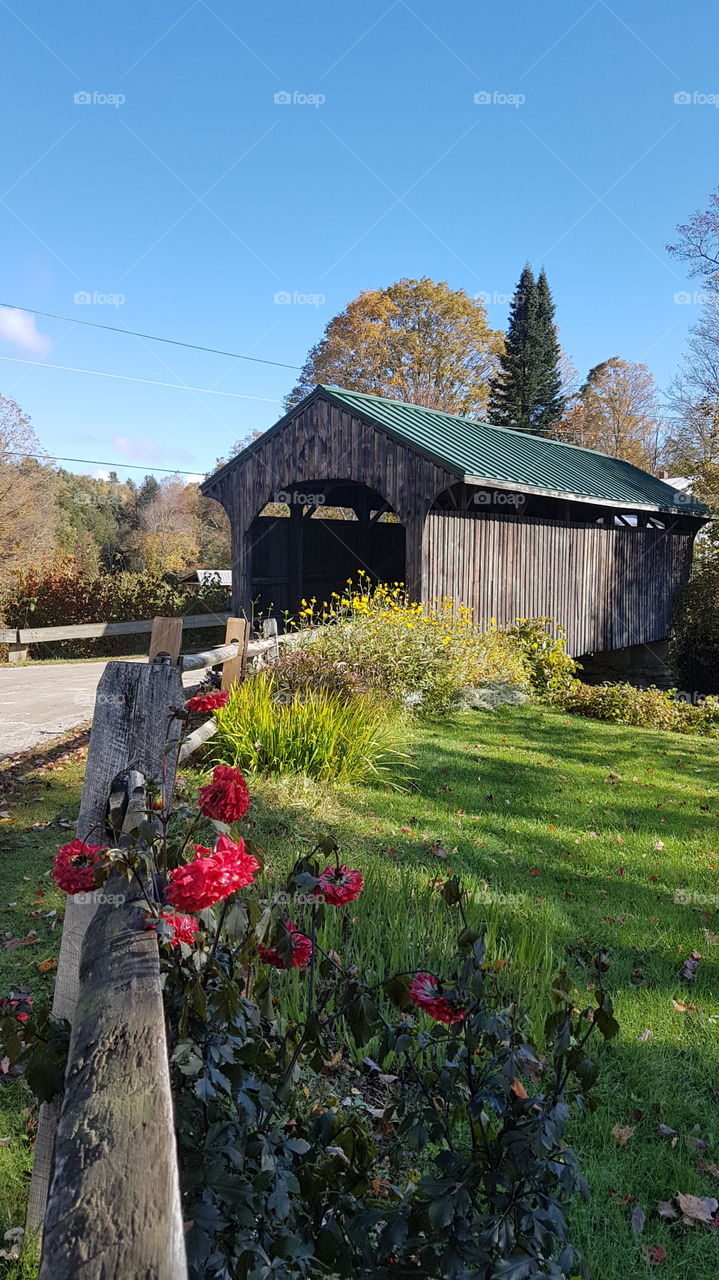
[0,660,195,759]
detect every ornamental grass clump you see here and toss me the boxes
[211,671,409,783]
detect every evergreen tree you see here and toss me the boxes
[488,266,565,434]
[534,270,565,433]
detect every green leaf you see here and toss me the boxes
[383,974,412,1009]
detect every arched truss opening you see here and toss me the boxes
[248,480,406,620]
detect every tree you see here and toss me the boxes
[663,300,719,527]
[488,266,565,434]
[0,393,57,583]
[130,477,200,575]
[556,358,661,468]
[285,278,503,417]
[668,190,719,290]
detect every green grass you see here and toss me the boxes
[0,734,87,1279]
[3,708,719,1277]
[187,703,719,1279]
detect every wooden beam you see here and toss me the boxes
[38,870,188,1280]
[148,616,184,663]
[220,616,248,691]
[17,614,231,644]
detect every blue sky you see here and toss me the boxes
[1,0,718,480]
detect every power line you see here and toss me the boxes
[0,301,303,371]
[0,448,211,476]
[0,354,284,401]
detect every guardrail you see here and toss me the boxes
[28,613,290,1278]
[3,612,234,663]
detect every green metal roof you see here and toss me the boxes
[318,386,708,516]
[203,384,708,517]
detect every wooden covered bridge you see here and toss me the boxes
[202,385,708,659]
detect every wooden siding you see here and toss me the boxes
[423,510,695,655]
[205,394,458,611]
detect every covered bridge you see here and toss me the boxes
[202,385,709,658]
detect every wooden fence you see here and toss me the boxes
[3,612,235,663]
[28,614,284,1279]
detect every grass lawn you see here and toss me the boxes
[2,707,718,1277]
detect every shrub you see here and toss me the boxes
[0,560,230,659]
[557,679,719,737]
[502,616,577,700]
[670,554,719,696]
[268,644,370,701]
[211,672,409,783]
[294,578,529,712]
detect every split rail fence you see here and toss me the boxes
[27,613,284,1279]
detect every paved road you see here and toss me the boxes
[0,660,195,759]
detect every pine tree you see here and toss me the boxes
[488,266,565,434]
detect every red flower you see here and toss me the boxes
[257,920,313,969]
[315,865,364,906]
[166,835,259,912]
[409,972,466,1025]
[147,913,200,948]
[198,765,250,823]
[185,690,230,714]
[51,839,106,894]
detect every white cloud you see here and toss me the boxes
[0,307,52,355]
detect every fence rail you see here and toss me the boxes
[27,612,292,1277]
[4,612,233,662]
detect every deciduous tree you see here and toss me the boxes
[286,278,503,417]
[555,357,661,468]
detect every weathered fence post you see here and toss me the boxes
[261,616,280,660]
[27,657,186,1242]
[38,771,188,1279]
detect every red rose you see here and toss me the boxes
[409,972,466,1025]
[147,912,200,948]
[185,691,230,714]
[198,765,250,823]
[51,838,106,895]
[166,835,259,913]
[258,920,313,969]
[315,865,364,906]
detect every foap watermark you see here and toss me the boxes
[273,290,325,307]
[74,90,125,108]
[274,489,326,507]
[674,90,719,108]
[673,290,710,305]
[474,90,525,108]
[74,290,126,307]
[274,90,325,108]
[473,489,527,508]
[674,889,719,907]
[73,891,126,907]
[474,290,512,306]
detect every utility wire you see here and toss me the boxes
[0,354,283,402]
[0,448,212,476]
[0,301,303,370]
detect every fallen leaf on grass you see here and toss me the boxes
[638,1029,652,1042]
[672,999,699,1013]
[697,1158,719,1179]
[658,1125,678,1145]
[2,932,38,950]
[677,1191,718,1225]
[0,1137,11,1146]
[612,1123,635,1147]
[642,1244,666,1266]
[631,1205,646,1235]
[657,1200,678,1221]
[653,841,665,851]
[680,951,702,982]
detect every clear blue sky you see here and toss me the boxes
[1,0,717,480]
